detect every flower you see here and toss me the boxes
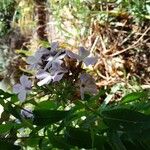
[79,73,98,99]
[66,47,98,66]
[27,53,42,70]
[36,70,53,86]
[36,67,67,86]
[27,47,50,70]
[44,50,66,70]
[13,75,32,102]
[21,109,34,119]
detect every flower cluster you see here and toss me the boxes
[13,42,98,101]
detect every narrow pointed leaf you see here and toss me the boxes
[33,109,69,126]
[101,108,150,132]
[121,91,148,103]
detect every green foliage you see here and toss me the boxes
[0,1,150,149]
[33,109,70,126]
[0,140,21,150]
[0,87,150,149]
[0,0,16,37]
[121,91,148,103]
[101,108,150,132]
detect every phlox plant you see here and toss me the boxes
[13,42,98,102]
[0,42,150,150]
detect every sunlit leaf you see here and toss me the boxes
[121,91,148,103]
[101,108,150,132]
[0,89,12,99]
[0,123,22,134]
[35,101,57,110]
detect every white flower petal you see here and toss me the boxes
[45,52,65,70]
[56,53,66,60]
[13,84,24,94]
[36,70,50,79]
[44,61,52,70]
[53,73,64,82]
[54,59,63,66]
[37,76,52,86]
[47,56,53,62]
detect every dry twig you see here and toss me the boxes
[110,27,150,57]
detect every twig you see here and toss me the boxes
[96,70,107,80]
[99,34,110,80]
[99,34,107,52]
[110,27,150,57]
[120,31,134,46]
[90,36,99,53]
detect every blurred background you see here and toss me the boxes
[0,0,150,91]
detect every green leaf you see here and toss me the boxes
[23,137,41,148]
[0,140,21,150]
[0,124,13,134]
[48,131,72,149]
[108,130,127,150]
[0,110,10,123]
[35,101,57,110]
[15,49,32,56]
[121,91,148,104]
[101,108,150,132]
[65,127,106,149]
[129,128,150,142]
[0,123,23,134]
[11,95,20,103]
[122,139,149,150]
[33,109,69,126]
[87,89,106,108]
[5,103,21,120]
[0,89,12,99]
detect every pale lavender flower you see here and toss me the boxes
[13,75,32,102]
[79,73,98,99]
[66,47,98,66]
[36,70,53,86]
[44,50,66,70]
[36,47,50,56]
[36,67,67,86]
[27,53,42,70]
[21,109,34,119]
[27,47,50,70]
